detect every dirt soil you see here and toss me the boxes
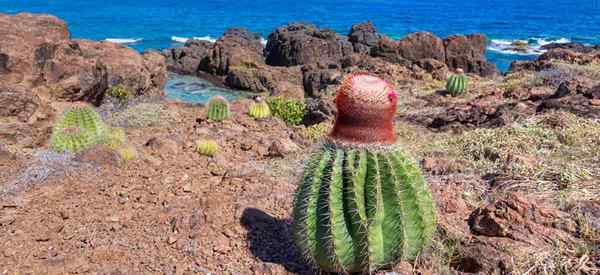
[2,67,600,275]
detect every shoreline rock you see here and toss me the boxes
[0,13,167,148]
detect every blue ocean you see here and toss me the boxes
[2,0,600,72]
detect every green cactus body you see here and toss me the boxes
[196,139,218,156]
[446,72,468,96]
[292,73,437,273]
[206,96,230,121]
[50,107,107,153]
[248,101,271,119]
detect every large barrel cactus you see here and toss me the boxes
[49,106,107,153]
[292,73,437,273]
[206,96,230,121]
[446,68,468,96]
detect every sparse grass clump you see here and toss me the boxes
[266,97,305,125]
[105,103,179,128]
[298,122,330,142]
[436,111,600,186]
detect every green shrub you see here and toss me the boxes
[106,85,131,103]
[266,97,305,125]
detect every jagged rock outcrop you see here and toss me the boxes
[348,22,381,54]
[205,28,265,75]
[372,32,446,64]
[541,42,600,54]
[0,13,167,104]
[265,23,353,66]
[162,39,213,75]
[371,32,497,77]
[444,34,498,76]
[0,13,167,148]
[225,64,304,99]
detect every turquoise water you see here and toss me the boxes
[165,74,245,104]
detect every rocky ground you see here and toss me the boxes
[1,13,600,275]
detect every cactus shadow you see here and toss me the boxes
[241,208,316,275]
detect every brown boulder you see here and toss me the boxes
[0,13,167,106]
[225,65,304,99]
[468,194,572,243]
[301,63,341,98]
[162,39,213,76]
[265,23,353,66]
[347,21,381,54]
[416,58,449,80]
[372,32,445,64]
[204,28,265,75]
[444,34,499,76]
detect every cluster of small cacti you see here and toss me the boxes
[196,139,218,156]
[248,97,271,119]
[206,96,230,121]
[292,73,437,273]
[446,68,468,96]
[50,107,108,153]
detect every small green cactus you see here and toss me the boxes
[248,98,271,119]
[49,106,108,153]
[104,127,127,149]
[206,96,230,121]
[292,73,436,273]
[446,69,468,96]
[117,144,137,164]
[196,139,218,156]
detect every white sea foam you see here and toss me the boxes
[171,35,217,43]
[172,35,267,45]
[487,37,571,55]
[104,38,143,44]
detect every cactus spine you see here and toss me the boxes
[248,98,271,119]
[206,96,230,121]
[292,73,436,273]
[196,139,218,156]
[446,68,468,96]
[49,106,107,153]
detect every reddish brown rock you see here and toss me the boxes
[162,39,213,75]
[265,23,353,67]
[0,13,167,105]
[468,194,573,243]
[444,34,499,76]
[347,21,381,54]
[204,28,265,75]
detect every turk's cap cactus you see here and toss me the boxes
[330,73,398,145]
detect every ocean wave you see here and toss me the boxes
[104,38,143,44]
[171,35,217,43]
[172,35,268,45]
[488,37,571,55]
